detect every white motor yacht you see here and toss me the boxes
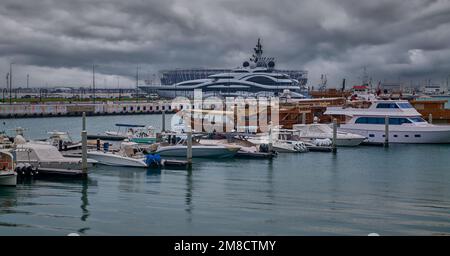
[324,100,450,143]
[0,150,17,186]
[292,123,365,146]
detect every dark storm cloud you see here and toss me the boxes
[0,0,450,88]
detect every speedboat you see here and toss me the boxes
[154,135,240,158]
[14,138,96,175]
[324,100,450,143]
[0,150,17,186]
[247,133,308,153]
[105,124,156,144]
[271,140,308,153]
[87,142,148,167]
[292,123,365,146]
[155,144,240,158]
[43,131,82,150]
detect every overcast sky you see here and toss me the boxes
[1,0,450,89]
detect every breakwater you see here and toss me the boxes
[0,101,175,118]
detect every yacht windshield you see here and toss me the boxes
[397,103,413,108]
[409,117,426,123]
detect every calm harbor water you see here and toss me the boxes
[1,114,450,235]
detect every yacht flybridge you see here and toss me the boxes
[141,39,306,98]
[324,100,450,143]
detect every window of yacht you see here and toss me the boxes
[376,103,399,109]
[389,118,411,125]
[246,76,277,85]
[210,76,234,79]
[179,82,203,86]
[409,117,426,123]
[355,117,412,125]
[398,103,413,108]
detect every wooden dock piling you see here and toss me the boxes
[81,112,88,174]
[186,131,192,165]
[332,118,337,153]
[384,116,389,147]
[162,110,166,132]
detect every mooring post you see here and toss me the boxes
[81,112,88,174]
[429,113,433,124]
[332,118,337,153]
[302,112,306,124]
[268,126,273,153]
[186,131,192,165]
[384,115,389,147]
[162,109,166,132]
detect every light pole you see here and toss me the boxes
[5,73,9,103]
[27,74,29,89]
[92,64,98,104]
[136,65,140,103]
[9,62,13,104]
[116,76,120,102]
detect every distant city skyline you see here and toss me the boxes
[1,0,450,89]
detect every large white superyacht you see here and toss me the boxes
[140,39,308,98]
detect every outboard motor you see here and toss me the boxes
[15,163,38,176]
[259,144,269,153]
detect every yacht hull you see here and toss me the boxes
[0,172,17,186]
[335,138,366,146]
[340,127,450,144]
[87,151,147,167]
[301,135,365,147]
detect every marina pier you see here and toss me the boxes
[0,101,175,118]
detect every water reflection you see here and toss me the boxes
[0,187,17,209]
[79,179,90,234]
[185,169,193,222]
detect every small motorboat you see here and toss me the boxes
[247,134,309,153]
[0,150,17,186]
[87,141,183,168]
[271,140,308,153]
[154,135,240,158]
[42,131,82,151]
[293,123,365,147]
[87,141,148,167]
[105,123,156,144]
[155,144,240,158]
[14,137,96,177]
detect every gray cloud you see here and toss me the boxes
[0,0,450,88]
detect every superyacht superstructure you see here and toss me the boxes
[140,39,308,98]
